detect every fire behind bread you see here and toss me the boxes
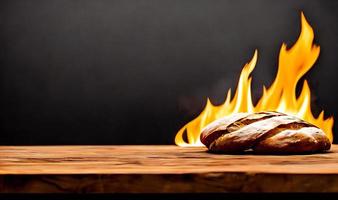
[200,111,331,154]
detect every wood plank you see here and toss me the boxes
[0,145,338,192]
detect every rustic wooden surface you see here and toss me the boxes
[0,145,338,193]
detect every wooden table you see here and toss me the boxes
[0,145,338,193]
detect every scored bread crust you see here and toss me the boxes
[200,111,331,154]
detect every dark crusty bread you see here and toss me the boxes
[200,111,331,154]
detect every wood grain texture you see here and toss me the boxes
[0,145,338,193]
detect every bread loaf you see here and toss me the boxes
[200,111,331,154]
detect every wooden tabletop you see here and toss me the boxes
[0,145,338,193]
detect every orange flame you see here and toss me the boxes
[175,12,334,146]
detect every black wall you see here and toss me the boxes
[1,0,338,144]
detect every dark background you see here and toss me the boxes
[1,0,337,145]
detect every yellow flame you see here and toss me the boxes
[175,12,334,146]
